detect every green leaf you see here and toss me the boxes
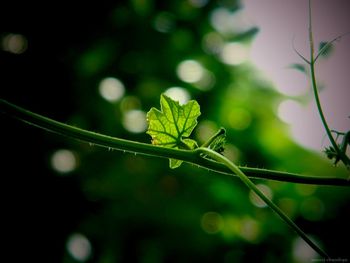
[289,63,307,74]
[324,146,340,165]
[146,94,201,168]
[208,129,226,154]
[318,41,333,58]
[200,128,226,160]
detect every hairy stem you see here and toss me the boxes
[1,99,349,186]
[308,0,350,167]
[197,147,330,259]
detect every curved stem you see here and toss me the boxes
[308,0,350,167]
[197,147,330,259]
[0,99,195,162]
[310,61,350,166]
[292,34,310,64]
[1,98,349,186]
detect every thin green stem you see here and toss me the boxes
[309,62,348,164]
[308,0,350,167]
[308,0,314,60]
[1,99,349,186]
[197,147,330,259]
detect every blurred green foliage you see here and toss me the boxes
[1,0,349,262]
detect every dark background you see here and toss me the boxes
[1,0,349,262]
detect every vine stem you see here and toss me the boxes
[308,0,350,167]
[197,147,330,259]
[1,98,349,186]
